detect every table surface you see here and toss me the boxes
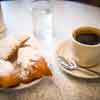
[0,1,100,100]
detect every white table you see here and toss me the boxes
[0,1,100,100]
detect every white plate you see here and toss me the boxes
[0,78,42,91]
[56,39,100,79]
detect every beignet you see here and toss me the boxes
[17,46,52,83]
[0,59,20,88]
[0,35,29,61]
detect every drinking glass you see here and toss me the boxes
[0,3,6,34]
[32,0,55,40]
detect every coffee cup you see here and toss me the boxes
[71,26,100,67]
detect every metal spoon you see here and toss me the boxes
[57,56,100,76]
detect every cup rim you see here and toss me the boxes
[72,26,100,47]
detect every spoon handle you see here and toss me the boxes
[58,56,100,76]
[77,65,100,76]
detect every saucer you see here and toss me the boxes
[56,39,100,79]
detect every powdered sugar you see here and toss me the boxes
[19,68,30,80]
[0,59,14,76]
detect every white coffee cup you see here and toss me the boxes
[71,26,100,67]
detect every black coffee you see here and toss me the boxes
[75,33,100,45]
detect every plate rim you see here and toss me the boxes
[0,78,42,91]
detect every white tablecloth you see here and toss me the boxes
[0,1,100,100]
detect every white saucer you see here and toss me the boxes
[56,39,100,79]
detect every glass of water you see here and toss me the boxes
[0,3,6,34]
[32,0,55,40]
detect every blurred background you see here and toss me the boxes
[67,0,100,6]
[0,0,100,7]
